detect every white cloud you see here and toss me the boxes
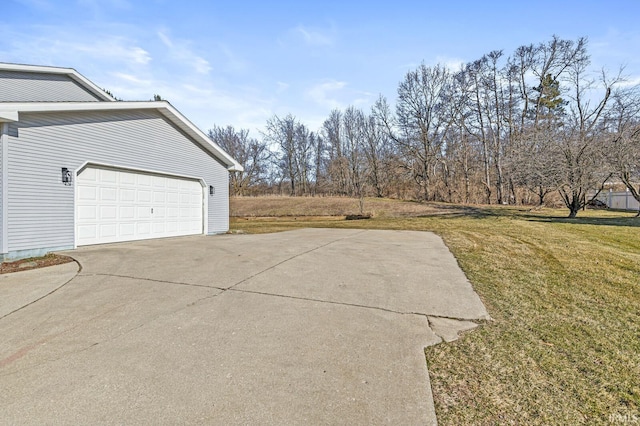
[434,56,465,71]
[156,30,211,75]
[73,39,151,65]
[617,75,640,88]
[306,80,347,109]
[293,25,333,46]
[193,57,211,74]
[125,46,151,64]
[157,31,173,48]
[112,72,150,85]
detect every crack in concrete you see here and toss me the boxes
[71,272,486,328]
[227,287,420,316]
[0,260,82,321]
[77,272,227,291]
[70,229,488,328]
[225,229,370,291]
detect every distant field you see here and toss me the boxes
[230,196,640,425]
[230,195,464,218]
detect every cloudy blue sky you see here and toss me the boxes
[3,0,639,134]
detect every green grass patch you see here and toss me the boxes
[230,202,640,425]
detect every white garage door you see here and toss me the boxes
[76,167,203,246]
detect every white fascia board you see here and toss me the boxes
[3,101,244,172]
[0,62,115,102]
[155,103,244,172]
[0,110,19,122]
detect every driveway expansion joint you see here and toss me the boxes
[77,272,227,291]
[0,263,80,321]
[225,229,369,291]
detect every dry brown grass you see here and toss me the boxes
[230,195,461,218]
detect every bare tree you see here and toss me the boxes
[294,123,315,195]
[362,102,392,198]
[263,114,316,196]
[342,106,366,197]
[237,35,633,208]
[208,125,270,196]
[394,64,455,200]
[264,114,298,195]
[605,86,640,215]
[507,36,601,208]
[322,110,349,195]
[555,40,618,217]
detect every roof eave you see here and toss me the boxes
[0,101,243,171]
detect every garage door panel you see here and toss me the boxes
[77,205,97,220]
[153,176,166,187]
[80,167,97,181]
[99,224,117,238]
[77,167,203,246]
[120,188,135,202]
[137,174,152,186]
[167,192,179,204]
[119,223,135,237]
[77,225,97,240]
[136,222,151,235]
[99,205,117,219]
[120,172,136,185]
[100,169,117,183]
[179,221,194,232]
[77,186,97,201]
[137,190,152,203]
[137,206,151,219]
[100,187,117,201]
[120,206,135,219]
[153,191,166,203]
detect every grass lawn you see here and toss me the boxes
[230,197,640,425]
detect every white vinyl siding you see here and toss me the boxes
[76,167,203,246]
[0,123,6,252]
[0,71,103,102]
[6,110,229,252]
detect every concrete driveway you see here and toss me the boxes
[0,229,489,425]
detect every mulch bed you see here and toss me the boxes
[0,254,75,274]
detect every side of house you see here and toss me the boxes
[0,63,242,260]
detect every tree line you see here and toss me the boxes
[208,36,640,217]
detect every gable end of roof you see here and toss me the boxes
[0,62,116,102]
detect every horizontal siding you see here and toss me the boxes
[0,125,4,252]
[7,110,229,251]
[0,71,102,102]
